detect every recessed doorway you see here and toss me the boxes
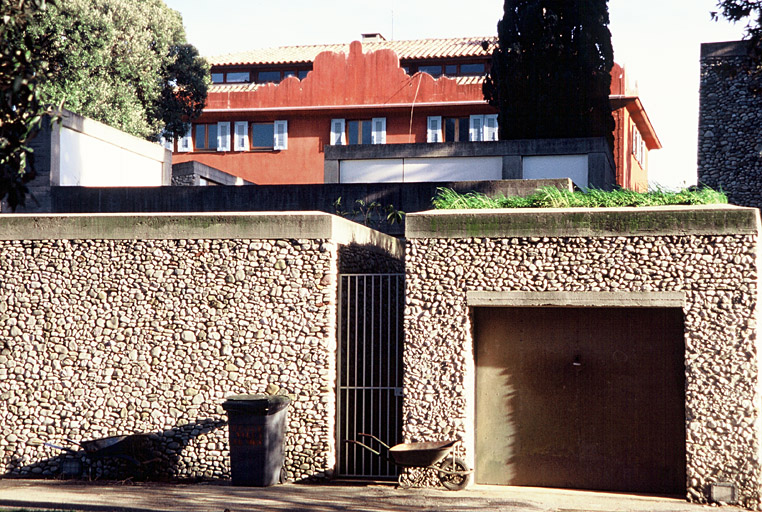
[474,306,686,494]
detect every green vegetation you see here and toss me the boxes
[483,0,615,149]
[1,0,61,210]
[332,197,405,227]
[25,0,209,141]
[431,186,728,210]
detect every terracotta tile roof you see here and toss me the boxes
[207,75,486,93]
[208,83,262,93]
[209,36,497,67]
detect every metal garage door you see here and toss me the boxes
[474,307,686,494]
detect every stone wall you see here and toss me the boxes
[698,41,762,208]
[404,206,762,509]
[0,212,402,482]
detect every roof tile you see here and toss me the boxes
[209,36,496,67]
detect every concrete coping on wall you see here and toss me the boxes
[0,211,403,258]
[405,204,761,239]
[701,40,750,59]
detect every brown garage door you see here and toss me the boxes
[474,307,685,494]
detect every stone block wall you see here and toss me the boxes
[0,212,402,482]
[404,206,762,509]
[698,41,762,208]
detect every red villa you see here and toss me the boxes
[172,34,660,191]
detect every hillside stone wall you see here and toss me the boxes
[698,40,762,208]
[404,206,762,509]
[0,212,402,482]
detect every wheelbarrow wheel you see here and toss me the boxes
[437,457,470,490]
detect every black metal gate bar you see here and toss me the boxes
[337,273,404,478]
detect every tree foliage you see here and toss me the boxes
[483,0,616,149]
[712,0,762,57]
[0,0,61,210]
[27,0,209,141]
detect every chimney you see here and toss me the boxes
[361,33,386,42]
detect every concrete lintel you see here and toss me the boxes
[324,137,611,162]
[467,291,686,308]
[0,212,402,255]
[406,205,761,239]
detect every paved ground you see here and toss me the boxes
[0,479,744,512]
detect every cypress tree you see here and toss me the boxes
[483,0,616,149]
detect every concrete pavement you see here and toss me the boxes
[0,479,744,512]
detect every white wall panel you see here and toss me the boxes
[339,159,404,183]
[59,126,164,187]
[523,155,588,189]
[403,157,502,182]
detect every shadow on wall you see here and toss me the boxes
[5,418,226,482]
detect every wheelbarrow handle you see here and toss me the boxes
[344,438,393,464]
[43,442,78,454]
[356,432,391,450]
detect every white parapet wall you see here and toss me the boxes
[54,110,170,187]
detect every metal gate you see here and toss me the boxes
[336,273,404,478]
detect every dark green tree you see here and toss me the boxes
[27,0,209,141]
[0,0,61,210]
[712,1,762,57]
[483,0,616,149]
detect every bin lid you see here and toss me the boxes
[222,394,291,415]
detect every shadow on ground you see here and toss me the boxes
[5,418,226,482]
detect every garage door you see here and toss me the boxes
[474,307,685,494]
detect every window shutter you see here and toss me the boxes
[469,115,484,142]
[484,114,498,141]
[371,117,386,144]
[331,119,346,145]
[178,127,192,152]
[217,122,231,151]
[274,120,288,150]
[427,116,443,143]
[159,134,173,151]
[234,122,249,151]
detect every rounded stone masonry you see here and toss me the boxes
[404,205,762,510]
[0,212,402,483]
[699,40,762,209]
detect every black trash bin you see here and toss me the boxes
[222,394,291,486]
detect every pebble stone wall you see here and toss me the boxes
[0,213,401,483]
[404,206,762,509]
[699,40,762,208]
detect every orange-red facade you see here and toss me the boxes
[174,38,660,189]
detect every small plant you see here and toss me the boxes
[332,197,405,227]
[432,186,728,210]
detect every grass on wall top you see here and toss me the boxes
[431,186,729,210]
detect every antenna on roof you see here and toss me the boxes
[391,0,394,40]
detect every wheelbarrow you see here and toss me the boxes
[345,433,472,490]
[43,434,161,479]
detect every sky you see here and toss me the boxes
[163,0,748,189]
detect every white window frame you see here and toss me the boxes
[331,118,346,145]
[371,117,386,144]
[217,122,231,152]
[234,121,249,151]
[274,120,288,150]
[484,114,498,141]
[159,134,173,151]
[469,115,484,142]
[178,127,192,152]
[427,116,443,143]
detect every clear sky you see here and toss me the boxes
[163,0,748,189]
